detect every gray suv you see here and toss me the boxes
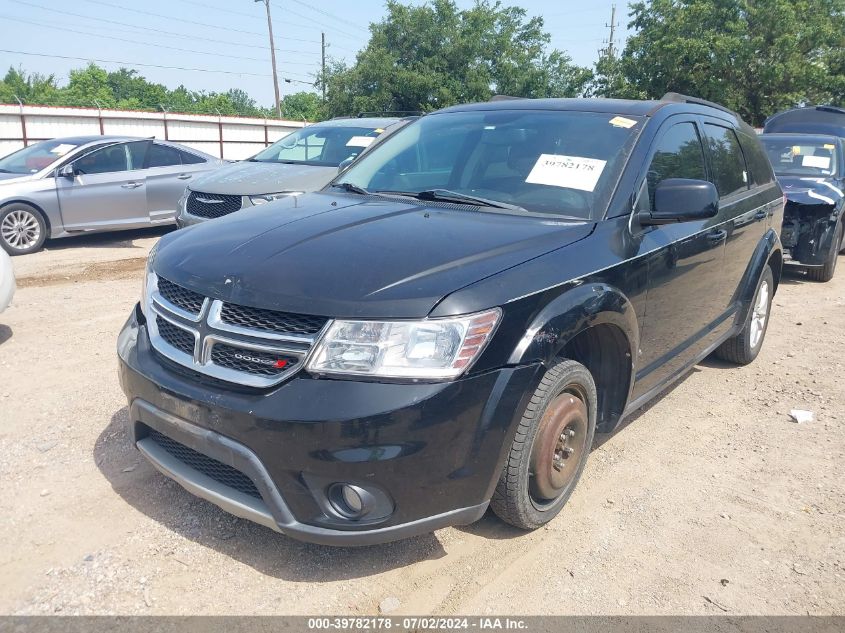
[0,136,221,254]
[176,117,410,227]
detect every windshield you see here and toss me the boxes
[761,137,839,178]
[252,125,384,167]
[334,110,643,219]
[0,139,81,174]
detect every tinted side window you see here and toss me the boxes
[738,132,774,186]
[704,124,748,197]
[644,122,707,211]
[125,141,150,171]
[74,144,128,175]
[178,149,206,165]
[148,144,181,168]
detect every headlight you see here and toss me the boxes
[140,242,159,317]
[306,308,501,380]
[249,192,303,205]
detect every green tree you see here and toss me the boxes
[62,63,117,108]
[321,0,591,117]
[0,67,61,104]
[281,91,323,121]
[619,0,845,125]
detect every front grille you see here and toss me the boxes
[186,191,243,219]
[220,303,328,337]
[211,343,299,377]
[147,429,262,500]
[156,316,195,356]
[157,277,205,315]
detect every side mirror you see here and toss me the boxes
[337,156,355,173]
[638,178,719,225]
[58,164,76,179]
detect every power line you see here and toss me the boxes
[0,14,318,74]
[77,0,322,44]
[172,0,344,37]
[272,2,368,41]
[9,0,323,49]
[0,48,316,79]
[287,0,370,33]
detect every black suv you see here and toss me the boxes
[118,94,784,545]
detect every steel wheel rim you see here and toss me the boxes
[749,279,769,349]
[1,208,40,250]
[529,385,589,511]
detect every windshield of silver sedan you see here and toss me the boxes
[334,110,643,219]
[0,139,81,174]
[250,125,383,167]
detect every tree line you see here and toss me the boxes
[3,0,844,127]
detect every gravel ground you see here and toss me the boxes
[0,228,843,616]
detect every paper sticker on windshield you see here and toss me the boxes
[609,116,637,129]
[50,143,76,156]
[803,155,831,169]
[526,154,607,192]
[824,144,835,150]
[346,136,375,148]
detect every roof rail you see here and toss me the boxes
[660,92,735,116]
[356,111,422,118]
[814,105,845,115]
[490,95,524,102]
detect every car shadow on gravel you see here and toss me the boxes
[94,407,448,580]
[0,324,11,346]
[42,226,174,252]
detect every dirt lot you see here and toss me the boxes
[0,228,843,616]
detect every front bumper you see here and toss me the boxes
[781,203,841,266]
[117,306,540,545]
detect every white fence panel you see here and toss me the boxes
[0,104,306,160]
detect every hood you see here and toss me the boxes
[0,172,37,184]
[154,192,594,318]
[188,160,337,196]
[778,175,844,207]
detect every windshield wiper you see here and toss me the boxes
[335,182,370,195]
[378,189,526,212]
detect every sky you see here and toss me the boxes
[0,0,631,108]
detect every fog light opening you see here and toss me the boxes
[328,483,372,519]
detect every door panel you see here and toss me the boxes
[632,119,730,399]
[144,144,211,223]
[55,143,148,230]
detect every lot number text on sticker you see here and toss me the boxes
[526,154,607,192]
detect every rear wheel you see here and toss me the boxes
[490,359,597,530]
[0,203,47,255]
[807,223,842,282]
[715,265,774,365]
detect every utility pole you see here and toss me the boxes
[601,4,619,60]
[321,32,327,101]
[256,0,282,118]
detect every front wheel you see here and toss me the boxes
[490,359,597,530]
[714,265,774,365]
[0,203,47,255]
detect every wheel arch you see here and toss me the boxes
[508,283,638,433]
[0,198,52,234]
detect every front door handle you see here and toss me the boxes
[177,174,192,180]
[706,229,728,244]
[754,210,767,220]
[121,182,143,189]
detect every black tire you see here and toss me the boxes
[807,223,842,282]
[490,359,597,530]
[0,203,47,255]
[715,265,774,365]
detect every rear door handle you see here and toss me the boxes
[177,174,192,180]
[707,229,728,244]
[121,182,143,189]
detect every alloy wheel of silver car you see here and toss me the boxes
[1,208,42,251]
[749,278,770,349]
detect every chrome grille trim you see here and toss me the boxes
[147,276,330,388]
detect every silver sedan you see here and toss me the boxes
[0,136,223,254]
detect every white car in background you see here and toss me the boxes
[0,248,14,313]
